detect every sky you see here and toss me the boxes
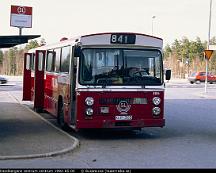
[0,0,216,47]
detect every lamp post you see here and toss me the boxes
[152,16,156,36]
[205,0,212,93]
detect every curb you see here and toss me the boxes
[0,92,79,160]
[0,83,16,86]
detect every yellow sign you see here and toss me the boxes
[204,50,214,60]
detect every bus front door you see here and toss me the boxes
[34,50,46,112]
[23,53,32,101]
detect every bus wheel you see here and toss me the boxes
[57,102,68,131]
[35,107,44,113]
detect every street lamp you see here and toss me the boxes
[205,0,212,93]
[152,16,156,36]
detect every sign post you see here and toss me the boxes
[10,5,32,35]
[204,50,214,93]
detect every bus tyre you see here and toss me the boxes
[57,103,69,131]
[35,107,44,113]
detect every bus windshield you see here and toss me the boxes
[79,48,163,86]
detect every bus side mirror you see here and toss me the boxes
[74,46,81,57]
[165,70,171,80]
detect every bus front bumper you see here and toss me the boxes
[76,119,165,129]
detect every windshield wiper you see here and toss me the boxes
[98,79,113,88]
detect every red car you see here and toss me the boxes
[188,72,216,84]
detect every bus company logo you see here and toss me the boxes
[116,100,131,114]
[17,6,26,14]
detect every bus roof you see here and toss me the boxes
[80,32,163,48]
[28,32,163,52]
[81,32,163,40]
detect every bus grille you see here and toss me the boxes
[99,98,132,105]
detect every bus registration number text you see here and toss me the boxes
[115,115,132,120]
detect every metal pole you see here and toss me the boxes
[208,0,212,49]
[205,58,208,93]
[19,27,22,36]
[205,0,212,93]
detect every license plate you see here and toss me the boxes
[115,115,132,120]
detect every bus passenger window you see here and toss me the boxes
[61,46,70,73]
[38,52,44,71]
[54,48,61,72]
[26,55,31,70]
[46,51,55,72]
[30,54,35,70]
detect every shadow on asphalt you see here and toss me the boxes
[69,128,161,140]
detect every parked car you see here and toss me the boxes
[188,72,216,84]
[0,76,8,84]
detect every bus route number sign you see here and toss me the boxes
[110,34,136,44]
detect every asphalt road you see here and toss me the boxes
[1,78,216,168]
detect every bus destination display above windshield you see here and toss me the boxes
[110,34,136,44]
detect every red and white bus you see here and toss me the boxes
[23,32,171,130]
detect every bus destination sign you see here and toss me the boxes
[110,34,136,44]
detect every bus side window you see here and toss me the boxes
[38,52,44,71]
[26,54,31,70]
[61,46,70,73]
[54,48,61,73]
[30,54,35,70]
[46,50,55,72]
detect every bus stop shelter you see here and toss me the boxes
[0,35,40,48]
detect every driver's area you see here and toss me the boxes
[79,48,163,86]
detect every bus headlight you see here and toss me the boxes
[86,108,93,116]
[152,97,161,106]
[85,97,94,106]
[152,107,161,116]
